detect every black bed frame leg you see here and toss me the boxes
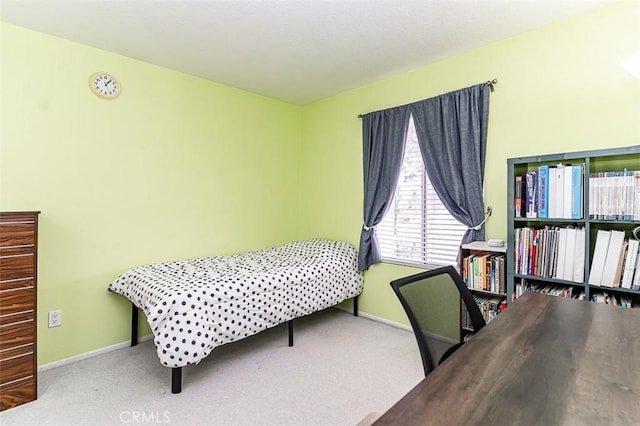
[353,295,359,317]
[131,303,139,346]
[288,320,294,347]
[172,367,182,394]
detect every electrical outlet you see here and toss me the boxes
[48,310,62,328]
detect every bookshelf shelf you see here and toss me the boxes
[507,145,640,308]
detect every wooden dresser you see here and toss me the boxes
[0,211,40,411]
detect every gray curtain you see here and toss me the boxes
[409,83,490,244]
[357,106,411,271]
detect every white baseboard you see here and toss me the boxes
[333,305,459,345]
[38,334,153,373]
[333,305,411,332]
[39,307,457,372]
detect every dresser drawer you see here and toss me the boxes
[0,343,34,361]
[0,278,34,292]
[0,352,34,385]
[0,310,33,326]
[0,245,35,257]
[0,376,36,411]
[0,285,35,316]
[0,223,35,248]
[0,253,35,282]
[0,315,35,351]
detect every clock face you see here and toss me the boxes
[89,72,121,99]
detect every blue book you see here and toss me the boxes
[571,165,583,219]
[538,165,549,219]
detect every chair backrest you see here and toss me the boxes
[390,265,486,376]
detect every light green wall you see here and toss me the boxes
[1,1,639,366]
[1,23,302,364]
[300,1,640,326]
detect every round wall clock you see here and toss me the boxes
[89,72,121,99]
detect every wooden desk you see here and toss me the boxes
[375,292,640,425]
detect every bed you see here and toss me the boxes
[107,239,364,393]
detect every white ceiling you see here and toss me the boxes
[0,0,613,105]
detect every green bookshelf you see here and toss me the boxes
[506,145,640,307]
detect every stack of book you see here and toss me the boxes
[589,170,640,220]
[514,226,585,282]
[588,230,640,290]
[462,295,504,329]
[461,253,506,294]
[515,279,579,299]
[591,291,634,308]
[515,163,584,219]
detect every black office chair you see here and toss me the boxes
[390,265,486,377]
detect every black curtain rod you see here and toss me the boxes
[357,79,498,118]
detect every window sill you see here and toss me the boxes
[380,258,449,270]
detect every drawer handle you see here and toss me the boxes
[0,350,34,362]
[0,286,34,293]
[0,277,35,284]
[0,244,34,250]
[0,221,35,225]
[0,319,33,328]
[0,342,33,354]
[0,310,34,317]
[0,375,34,388]
[0,253,33,259]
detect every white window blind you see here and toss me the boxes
[377,116,467,267]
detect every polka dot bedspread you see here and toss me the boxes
[108,239,364,368]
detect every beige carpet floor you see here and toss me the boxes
[1,308,423,426]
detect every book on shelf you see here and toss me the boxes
[591,291,634,308]
[588,229,611,286]
[589,230,640,289]
[612,239,628,288]
[555,164,585,220]
[621,238,639,289]
[514,225,584,282]
[515,278,575,299]
[461,252,506,294]
[600,230,626,287]
[464,295,504,326]
[571,165,584,219]
[550,165,564,219]
[621,170,635,220]
[633,247,640,290]
[515,175,525,218]
[635,172,640,220]
[589,169,640,221]
[620,296,634,308]
[562,227,578,282]
[518,164,584,219]
[525,171,538,218]
[562,165,574,219]
[553,227,568,280]
[538,165,549,219]
[573,228,586,283]
[548,166,557,219]
[592,291,615,305]
[498,256,506,294]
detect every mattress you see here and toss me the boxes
[108,239,364,368]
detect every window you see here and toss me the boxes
[377,116,467,267]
